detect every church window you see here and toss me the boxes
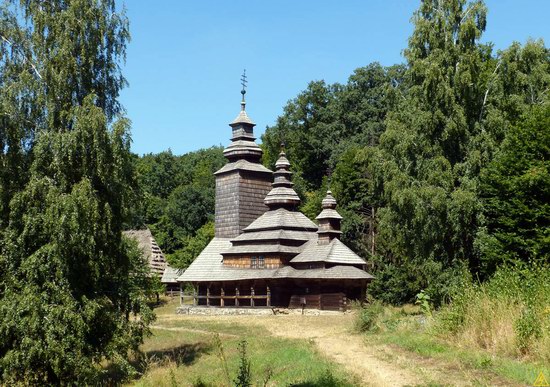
[250,256,257,269]
[258,255,265,268]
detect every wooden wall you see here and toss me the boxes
[215,170,271,238]
[238,171,272,232]
[215,173,241,238]
[223,255,284,269]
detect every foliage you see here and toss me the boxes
[477,104,550,274]
[262,62,405,190]
[435,264,550,363]
[234,340,252,387]
[130,146,224,254]
[355,301,385,332]
[167,221,214,269]
[261,0,550,305]
[0,0,154,384]
[415,290,433,317]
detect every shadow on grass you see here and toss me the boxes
[147,295,169,309]
[101,341,212,385]
[146,341,211,366]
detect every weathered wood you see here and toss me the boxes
[220,287,225,307]
[223,255,283,269]
[235,287,239,307]
[182,295,268,300]
[215,169,272,238]
[193,285,197,306]
[267,285,271,307]
[250,286,255,307]
[206,285,211,306]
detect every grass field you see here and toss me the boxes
[124,298,549,386]
[357,303,550,386]
[127,298,356,386]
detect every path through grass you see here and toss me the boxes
[128,298,356,386]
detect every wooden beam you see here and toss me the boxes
[220,287,225,307]
[235,287,240,307]
[183,295,268,300]
[206,284,211,307]
[193,284,199,306]
[267,285,271,307]
[250,286,255,307]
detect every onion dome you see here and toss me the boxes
[316,190,343,244]
[263,150,301,209]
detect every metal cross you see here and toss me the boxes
[240,69,247,96]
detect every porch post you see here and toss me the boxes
[250,286,255,307]
[267,285,271,307]
[206,284,211,306]
[235,287,240,307]
[220,286,225,307]
[179,283,183,305]
[193,284,199,306]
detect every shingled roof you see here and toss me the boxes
[214,159,272,176]
[291,238,367,265]
[161,265,185,284]
[123,229,167,276]
[242,208,317,232]
[177,237,373,282]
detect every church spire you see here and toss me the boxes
[316,190,343,244]
[264,144,301,209]
[223,70,263,162]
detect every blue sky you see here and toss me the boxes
[119,1,550,156]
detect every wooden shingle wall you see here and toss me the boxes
[215,172,241,238]
[238,171,271,232]
[215,170,271,238]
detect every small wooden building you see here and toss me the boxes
[124,228,167,276]
[173,93,373,311]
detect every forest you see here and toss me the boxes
[0,0,548,384]
[136,2,550,304]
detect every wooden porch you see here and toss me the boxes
[180,279,367,311]
[181,282,272,308]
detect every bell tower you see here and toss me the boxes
[214,71,273,238]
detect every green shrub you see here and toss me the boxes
[234,340,252,387]
[515,307,542,354]
[355,301,385,332]
[434,264,550,361]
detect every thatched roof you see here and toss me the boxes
[123,229,167,276]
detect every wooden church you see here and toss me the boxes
[174,87,373,311]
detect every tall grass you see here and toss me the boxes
[435,264,550,363]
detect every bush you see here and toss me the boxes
[434,264,550,362]
[355,301,385,332]
[234,340,252,387]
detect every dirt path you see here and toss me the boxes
[244,314,422,387]
[155,313,510,386]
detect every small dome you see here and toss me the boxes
[264,151,300,208]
